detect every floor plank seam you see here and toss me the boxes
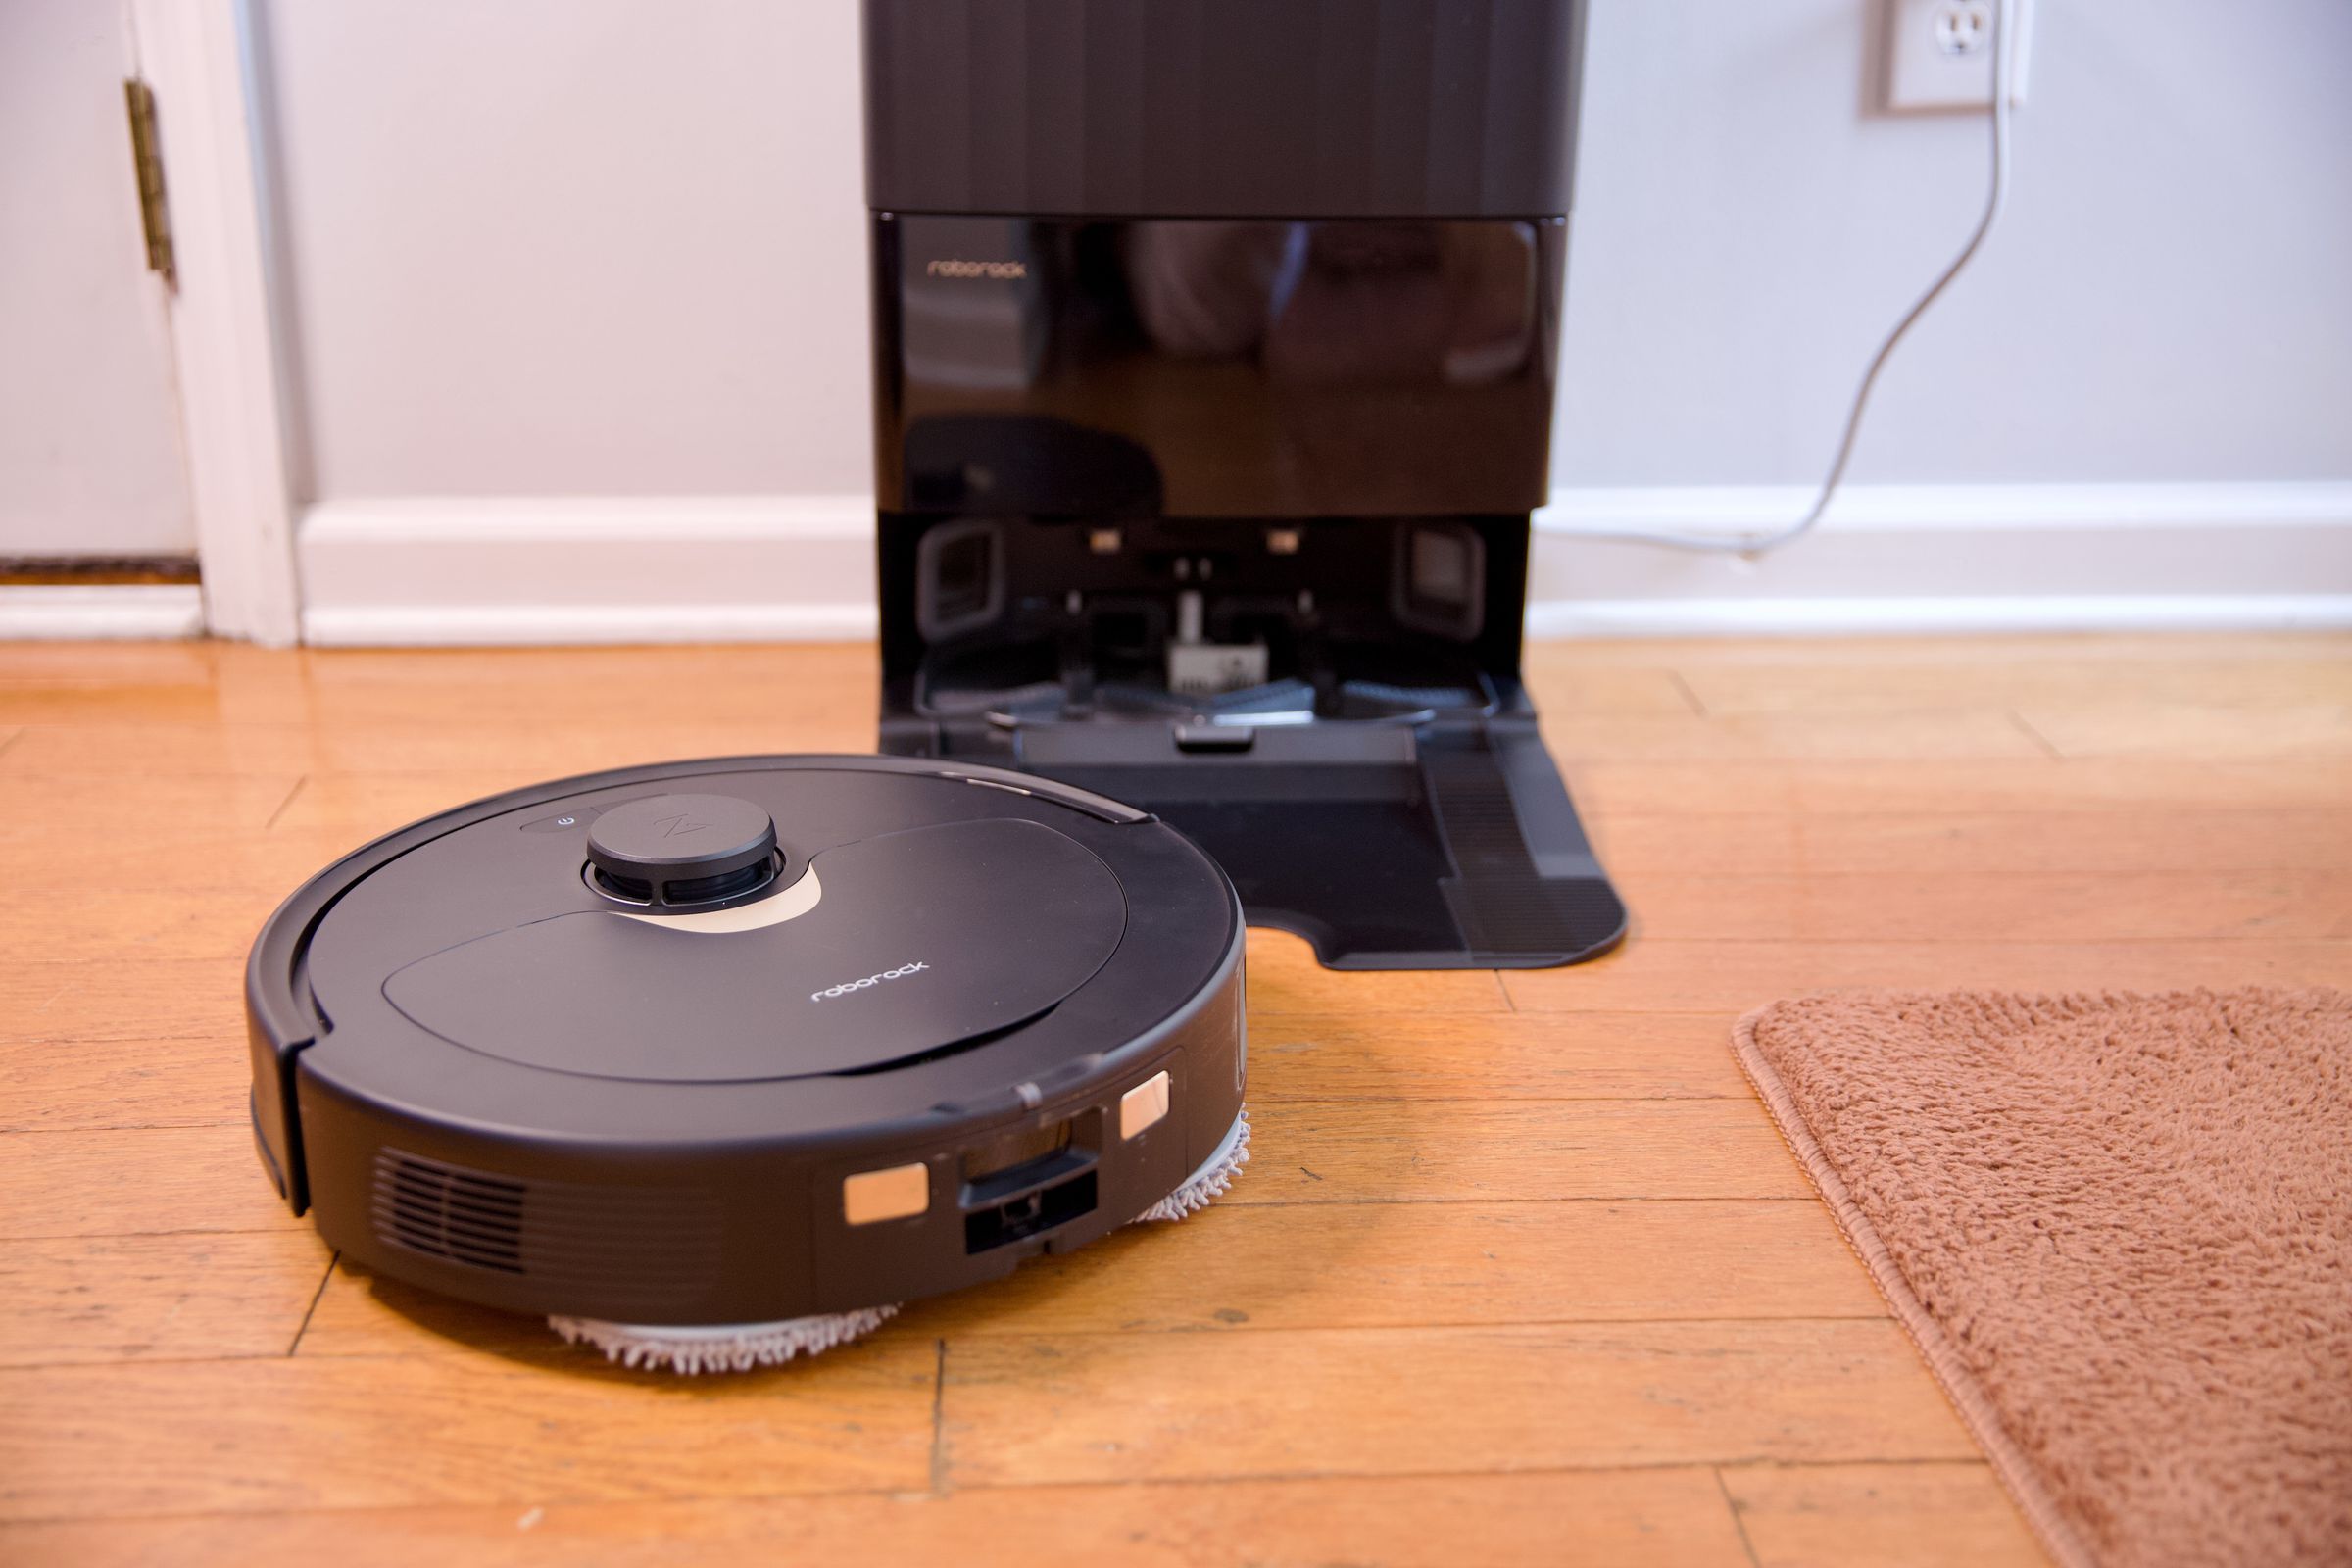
[1232,1100,1768,1109]
[286,1252,338,1356]
[2005,711,2067,759]
[1213,1095,1761,1106]
[1712,1456,2003,1473]
[928,1338,950,1496]
[823,1455,1999,1496]
[262,776,310,833]
[0,1312,1911,1376]
[1,1195,1828,1246]
[1715,1465,1765,1568]
[1548,806,2352,819]
[0,1097,1762,1137]
[0,1459,2010,1531]
[1509,935,2352,948]
[1234,1094,1758,1105]
[0,1225,318,1244]
[909,1311,1898,1342]
[1203,1203,1825,1212]
[1200,1195,1825,1211]
[0,1118,255,1134]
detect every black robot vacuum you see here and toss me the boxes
[247,756,1249,1372]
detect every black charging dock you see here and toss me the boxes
[863,0,1627,969]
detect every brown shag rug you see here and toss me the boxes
[1735,989,2352,1568]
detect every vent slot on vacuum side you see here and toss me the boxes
[369,1149,726,1310]
[372,1150,526,1274]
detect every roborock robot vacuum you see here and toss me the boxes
[247,0,1626,1373]
[247,758,1250,1371]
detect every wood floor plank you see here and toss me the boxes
[0,769,302,836]
[927,1198,1880,1337]
[1721,1461,2049,1568]
[0,886,287,963]
[0,958,246,1047]
[0,1125,299,1240]
[1561,756,2352,817]
[1244,930,1512,1015]
[1229,1100,1809,1202]
[1588,808,2352,877]
[939,1321,1981,1487]
[1619,868,2351,943]
[2014,702,2352,758]
[1243,1010,1754,1100]
[1502,939,2352,1013]
[0,679,231,726]
[0,1034,251,1132]
[0,1468,1755,1568]
[0,640,221,688]
[1668,650,2352,716]
[0,1337,936,1522]
[1537,710,2050,762]
[0,721,874,779]
[0,1229,329,1367]
[297,1199,1880,1361]
[0,829,334,900]
[1531,631,2352,673]
[1497,663,1708,716]
[0,645,880,733]
[271,770,600,838]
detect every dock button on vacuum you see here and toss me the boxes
[843,1161,930,1225]
[1120,1070,1171,1139]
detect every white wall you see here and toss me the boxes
[256,0,868,499]
[0,0,193,558]
[1558,0,2352,486]
[257,0,2352,502]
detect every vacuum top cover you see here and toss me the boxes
[257,757,1242,1165]
[373,811,1124,1082]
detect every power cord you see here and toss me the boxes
[1572,0,2017,557]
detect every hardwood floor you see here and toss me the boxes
[2,632,2345,1566]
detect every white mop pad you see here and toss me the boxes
[549,1304,899,1374]
[1133,1101,1250,1221]
[553,1104,1250,1374]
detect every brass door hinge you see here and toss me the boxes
[123,78,176,289]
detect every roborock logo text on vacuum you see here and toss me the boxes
[810,962,930,1003]
[925,258,1026,280]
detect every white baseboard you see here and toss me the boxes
[1534,480,2352,534]
[0,585,207,640]
[1525,594,2352,638]
[1524,480,2352,634]
[305,602,877,646]
[299,497,875,645]
[296,482,2352,645]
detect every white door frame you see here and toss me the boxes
[129,0,301,645]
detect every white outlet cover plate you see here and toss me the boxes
[1884,0,2034,112]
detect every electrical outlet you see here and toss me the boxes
[1884,0,2034,112]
